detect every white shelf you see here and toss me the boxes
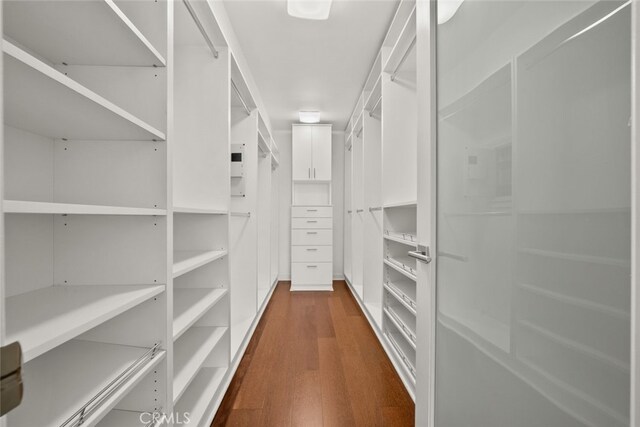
[173,206,228,215]
[4,0,166,66]
[258,130,271,156]
[385,331,416,382]
[364,74,382,112]
[173,250,228,278]
[6,285,164,362]
[174,367,227,427]
[384,231,418,247]
[3,39,166,141]
[97,410,149,427]
[385,308,416,350]
[173,326,226,404]
[383,200,417,208]
[383,5,416,74]
[8,340,165,427]
[384,280,417,315]
[3,200,166,216]
[384,257,417,281]
[173,288,228,340]
[387,305,416,340]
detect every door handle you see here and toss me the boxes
[408,245,432,264]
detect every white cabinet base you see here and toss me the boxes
[290,284,334,292]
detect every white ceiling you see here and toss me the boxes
[223,0,399,131]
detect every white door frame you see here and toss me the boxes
[631,1,639,425]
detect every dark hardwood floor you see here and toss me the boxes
[212,281,415,427]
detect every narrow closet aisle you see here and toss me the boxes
[213,281,413,426]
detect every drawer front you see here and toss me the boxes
[291,206,333,218]
[292,229,333,246]
[292,262,332,285]
[292,218,333,229]
[292,246,333,262]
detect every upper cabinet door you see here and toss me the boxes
[292,125,313,181]
[311,125,332,181]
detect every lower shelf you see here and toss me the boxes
[97,409,154,427]
[173,288,228,340]
[8,340,165,427]
[174,326,227,404]
[385,331,417,383]
[174,367,227,427]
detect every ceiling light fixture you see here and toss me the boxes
[438,0,465,24]
[288,0,333,20]
[299,111,321,123]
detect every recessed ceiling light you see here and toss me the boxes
[288,0,332,20]
[299,111,321,123]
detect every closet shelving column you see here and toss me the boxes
[2,0,170,425]
[229,55,259,358]
[270,138,280,288]
[380,0,418,397]
[257,113,274,308]
[171,2,231,424]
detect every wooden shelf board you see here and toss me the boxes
[4,0,165,66]
[8,340,165,427]
[173,327,227,404]
[4,40,166,141]
[6,284,164,363]
[173,288,228,340]
[173,250,228,278]
[173,206,228,215]
[174,367,227,426]
[3,200,166,216]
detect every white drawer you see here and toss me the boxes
[292,229,333,246]
[292,262,332,285]
[292,246,333,262]
[291,206,332,218]
[292,218,333,229]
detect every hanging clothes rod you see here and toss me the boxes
[369,96,382,117]
[182,0,219,59]
[356,127,363,138]
[60,343,160,427]
[390,36,416,82]
[231,211,251,217]
[230,79,252,116]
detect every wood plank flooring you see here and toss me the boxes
[212,281,415,427]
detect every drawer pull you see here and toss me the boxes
[306,248,318,251]
[307,209,318,212]
[307,231,318,234]
[307,220,318,223]
[307,265,318,268]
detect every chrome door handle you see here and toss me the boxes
[408,245,432,263]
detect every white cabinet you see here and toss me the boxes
[292,125,313,180]
[292,124,332,181]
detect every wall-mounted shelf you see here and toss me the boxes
[8,340,165,427]
[384,200,417,208]
[258,130,271,156]
[4,200,166,216]
[384,231,417,247]
[173,288,228,340]
[383,6,416,74]
[173,207,228,215]
[384,256,417,280]
[174,367,227,426]
[3,40,166,141]
[4,0,166,66]
[6,284,164,362]
[173,250,228,278]
[384,280,417,315]
[384,307,416,350]
[173,326,226,403]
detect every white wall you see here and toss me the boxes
[275,129,344,280]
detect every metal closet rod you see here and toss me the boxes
[231,79,252,116]
[356,127,363,138]
[231,211,251,217]
[390,36,416,82]
[182,0,219,59]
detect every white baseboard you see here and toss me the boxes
[290,284,334,291]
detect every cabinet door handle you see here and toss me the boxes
[408,245,432,264]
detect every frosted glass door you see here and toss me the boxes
[434,1,631,426]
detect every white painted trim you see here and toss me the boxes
[290,285,333,292]
[631,1,639,425]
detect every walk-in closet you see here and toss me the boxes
[0,0,639,426]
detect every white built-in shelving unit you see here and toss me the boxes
[1,1,280,426]
[343,0,418,399]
